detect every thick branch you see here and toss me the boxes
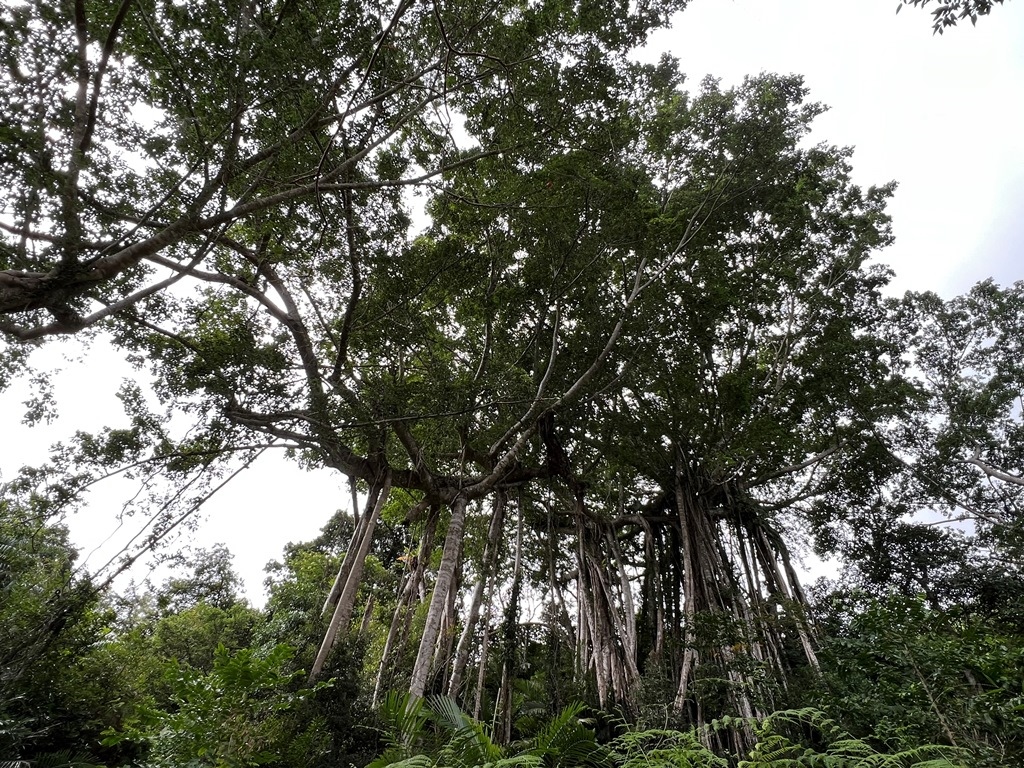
[967,452,1024,487]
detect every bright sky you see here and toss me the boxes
[1,0,1022,605]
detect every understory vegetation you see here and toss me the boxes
[2,504,1022,767]
[2,0,1022,766]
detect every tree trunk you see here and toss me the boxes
[433,544,463,687]
[496,498,523,744]
[310,472,391,681]
[373,508,438,706]
[321,482,382,614]
[409,495,469,700]
[448,491,506,700]
[472,595,493,721]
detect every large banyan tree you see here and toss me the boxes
[1,0,909,739]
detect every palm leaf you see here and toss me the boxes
[429,694,503,768]
[522,702,611,768]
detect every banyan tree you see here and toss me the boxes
[1,0,910,742]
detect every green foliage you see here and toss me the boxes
[813,594,1024,766]
[369,692,437,768]
[0,500,137,764]
[367,699,971,768]
[156,544,247,614]
[3,0,1022,762]
[370,694,610,768]
[898,0,1007,33]
[151,601,261,673]
[900,282,1024,538]
[732,708,969,767]
[111,643,330,768]
[524,701,609,768]
[611,728,727,768]
[258,516,387,767]
[0,750,104,768]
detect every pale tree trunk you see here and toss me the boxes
[778,541,820,671]
[472,584,495,721]
[433,545,463,687]
[373,509,438,707]
[576,577,590,686]
[673,472,699,712]
[310,472,391,681]
[575,519,603,705]
[576,514,638,707]
[358,593,376,639]
[321,482,382,614]
[670,458,786,752]
[641,523,666,663]
[448,491,506,700]
[496,499,524,744]
[546,512,576,652]
[409,495,469,700]
[587,554,635,701]
[735,533,787,683]
[497,637,514,744]
[606,529,641,686]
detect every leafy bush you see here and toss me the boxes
[108,643,331,768]
[814,595,1024,766]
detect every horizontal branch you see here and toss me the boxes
[749,443,842,487]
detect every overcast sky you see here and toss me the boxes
[1,0,1022,604]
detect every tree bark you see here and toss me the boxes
[496,498,524,744]
[409,495,469,700]
[448,491,506,700]
[310,471,391,681]
[373,508,438,706]
[321,482,382,614]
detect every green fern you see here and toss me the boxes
[369,755,435,768]
[0,751,101,768]
[610,727,728,768]
[367,692,435,768]
[368,695,612,768]
[367,700,971,768]
[727,708,971,768]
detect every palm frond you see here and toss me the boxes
[429,694,503,768]
[523,702,611,768]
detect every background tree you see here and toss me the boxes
[812,593,1024,767]
[899,0,1010,32]
[904,282,1024,523]
[0,499,141,765]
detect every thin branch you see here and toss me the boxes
[748,443,842,487]
[80,0,135,153]
[91,446,270,591]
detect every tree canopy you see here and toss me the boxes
[2,1,1022,767]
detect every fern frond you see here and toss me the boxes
[366,754,435,768]
[376,691,432,756]
[610,727,727,768]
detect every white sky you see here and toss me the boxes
[1,0,1022,604]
